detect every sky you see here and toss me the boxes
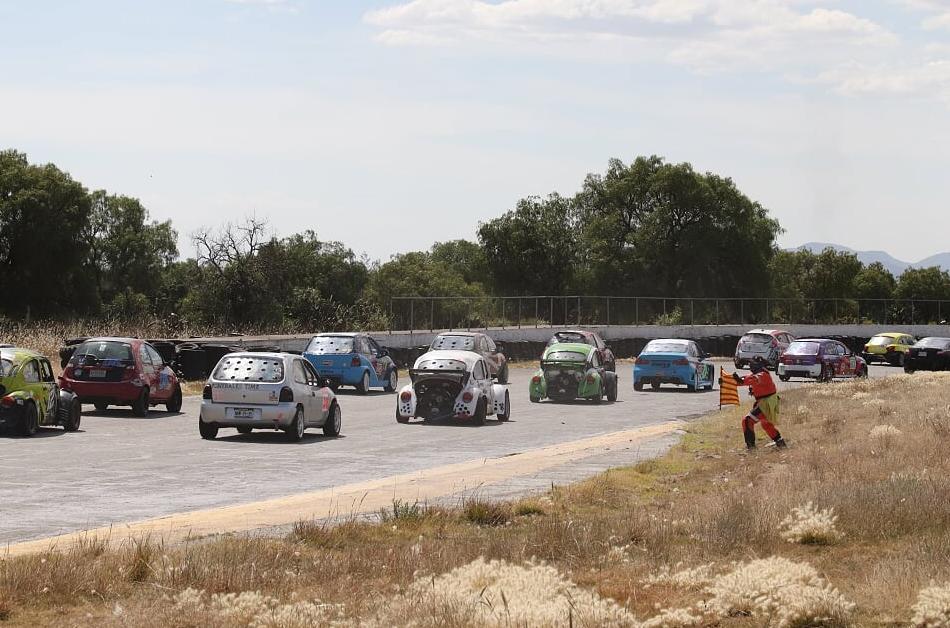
[1,0,949,264]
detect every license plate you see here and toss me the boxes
[90,369,106,378]
[233,408,255,419]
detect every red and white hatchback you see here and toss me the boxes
[60,337,182,416]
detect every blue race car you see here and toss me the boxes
[633,339,715,392]
[303,333,398,394]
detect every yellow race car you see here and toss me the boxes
[862,332,916,366]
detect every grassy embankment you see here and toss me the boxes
[3,369,950,625]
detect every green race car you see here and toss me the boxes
[0,346,81,436]
[529,342,618,403]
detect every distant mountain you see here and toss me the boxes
[791,242,950,276]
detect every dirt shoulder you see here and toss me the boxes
[3,373,950,626]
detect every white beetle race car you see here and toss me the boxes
[396,350,510,425]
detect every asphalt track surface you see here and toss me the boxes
[0,362,895,545]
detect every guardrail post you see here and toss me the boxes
[550,297,554,327]
[715,299,719,325]
[606,296,610,326]
[518,299,522,328]
[535,297,539,328]
[740,299,744,324]
[635,298,639,325]
[765,299,769,323]
[501,298,506,330]
[911,301,915,325]
[577,296,581,326]
[690,299,694,325]
[410,299,415,333]
[430,298,434,332]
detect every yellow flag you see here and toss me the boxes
[719,366,740,407]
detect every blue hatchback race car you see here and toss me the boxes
[633,339,715,392]
[303,333,398,394]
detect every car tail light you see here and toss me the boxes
[400,391,412,402]
[586,374,595,384]
[635,357,649,365]
[462,391,474,403]
[202,384,212,399]
[779,355,788,364]
[531,375,541,384]
[279,387,294,403]
[0,395,15,408]
[62,366,74,379]
[673,358,689,366]
[350,356,361,367]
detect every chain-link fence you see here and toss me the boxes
[389,296,950,332]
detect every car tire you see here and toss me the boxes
[396,408,410,424]
[820,364,833,383]
[898,352,905,367]
[496,363,509,385]
[356,371,370,395]
[473,398,487,426]
[383,369,398,393]
[779,374,791,382]
[60,399,81,432]
[633,381,643,392]
[651,381,661,391]
[323,402,342,437]
[199,418,218,440]
[607,376,618,402]
[688,370,701,392]
[858,366,869,378]
[529,395,540,403]
[237,426,252,434]
[904,364,915,374]
[496,390,510,421]
[132,388,150,417]
[166,385,183,413]
[20,402,39,436]
[94,402,109,412]
[287,407,306,441]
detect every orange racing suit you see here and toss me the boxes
[735,369,785,449]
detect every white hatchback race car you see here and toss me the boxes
[199,352,342,441]
[396,350,510,425]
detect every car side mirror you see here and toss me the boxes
[321,378,332,388]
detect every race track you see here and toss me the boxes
[0,362,895,546]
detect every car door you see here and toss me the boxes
[367,337,386,382]
[474,359,492,404]
[37,358,58,425]
[302,360,330,423]
[483,336,503,376]
[21,359,46,423]
[138,344,159,395]
[838,342,857,376]
[146,344,172,399]
[356,337,379,385]
[292,359,318,423]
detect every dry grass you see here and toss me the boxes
[3,372,950,626]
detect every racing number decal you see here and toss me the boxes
[699,363,712,382]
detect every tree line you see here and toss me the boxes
[2,149,948,331]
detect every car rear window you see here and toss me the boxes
[740,333,773,344]
[416,358,467,371]
[0,358,13,377]
[431,335,476,350]
[643,340,688,353]
[545,350,588,362]
[71,341,134,365]
[306,336,354,354]
[213,356,285,382]
[868,335,893,346]
[787,341,820,355]
[916,338,950,349]
[549,332,591,346]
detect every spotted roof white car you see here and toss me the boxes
[199,352,341,441]
[396,350,510,425]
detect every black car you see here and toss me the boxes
[546,330,616,372]
[904,337,950,373]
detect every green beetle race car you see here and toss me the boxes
[529,342,618,403]
[0,346,81,436]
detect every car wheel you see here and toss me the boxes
[689,370,701,392]
[132,388,150,417]
[496,363,509,385]
[496,390,511,421]
[94,402,109,412]
[165,385,183,413]
[820,365,833,383]
[287,407,306,441]
[396,408,410,423]
[356,371,370,395]
[607,376,618,402]
[323,402,342,437]
[60,400,81,432]
[383,369,398,393]
[898,352,905,367]
[20,402,39,436]
[473,398,487,426]
[634,381,643,392]
[651,381,661,391]
[237,426,252,434]
[779,374,791,382]
[904,364,915,374]
[529,395,540,403]
[199,418,218,440]
[858,366,869,378]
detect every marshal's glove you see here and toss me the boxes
[732,372,742,385]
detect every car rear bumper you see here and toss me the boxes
[0,405,24,428]
[65,379,143,404]
[777,363,821,377]
[634,365,693,386]
[199,401,297,428]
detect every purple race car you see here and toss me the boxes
[777,338,868,382]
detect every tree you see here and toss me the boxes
[430,239,489,288]
[478,194,578,295]
[0,150,96,317]
[894,266,950,323]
